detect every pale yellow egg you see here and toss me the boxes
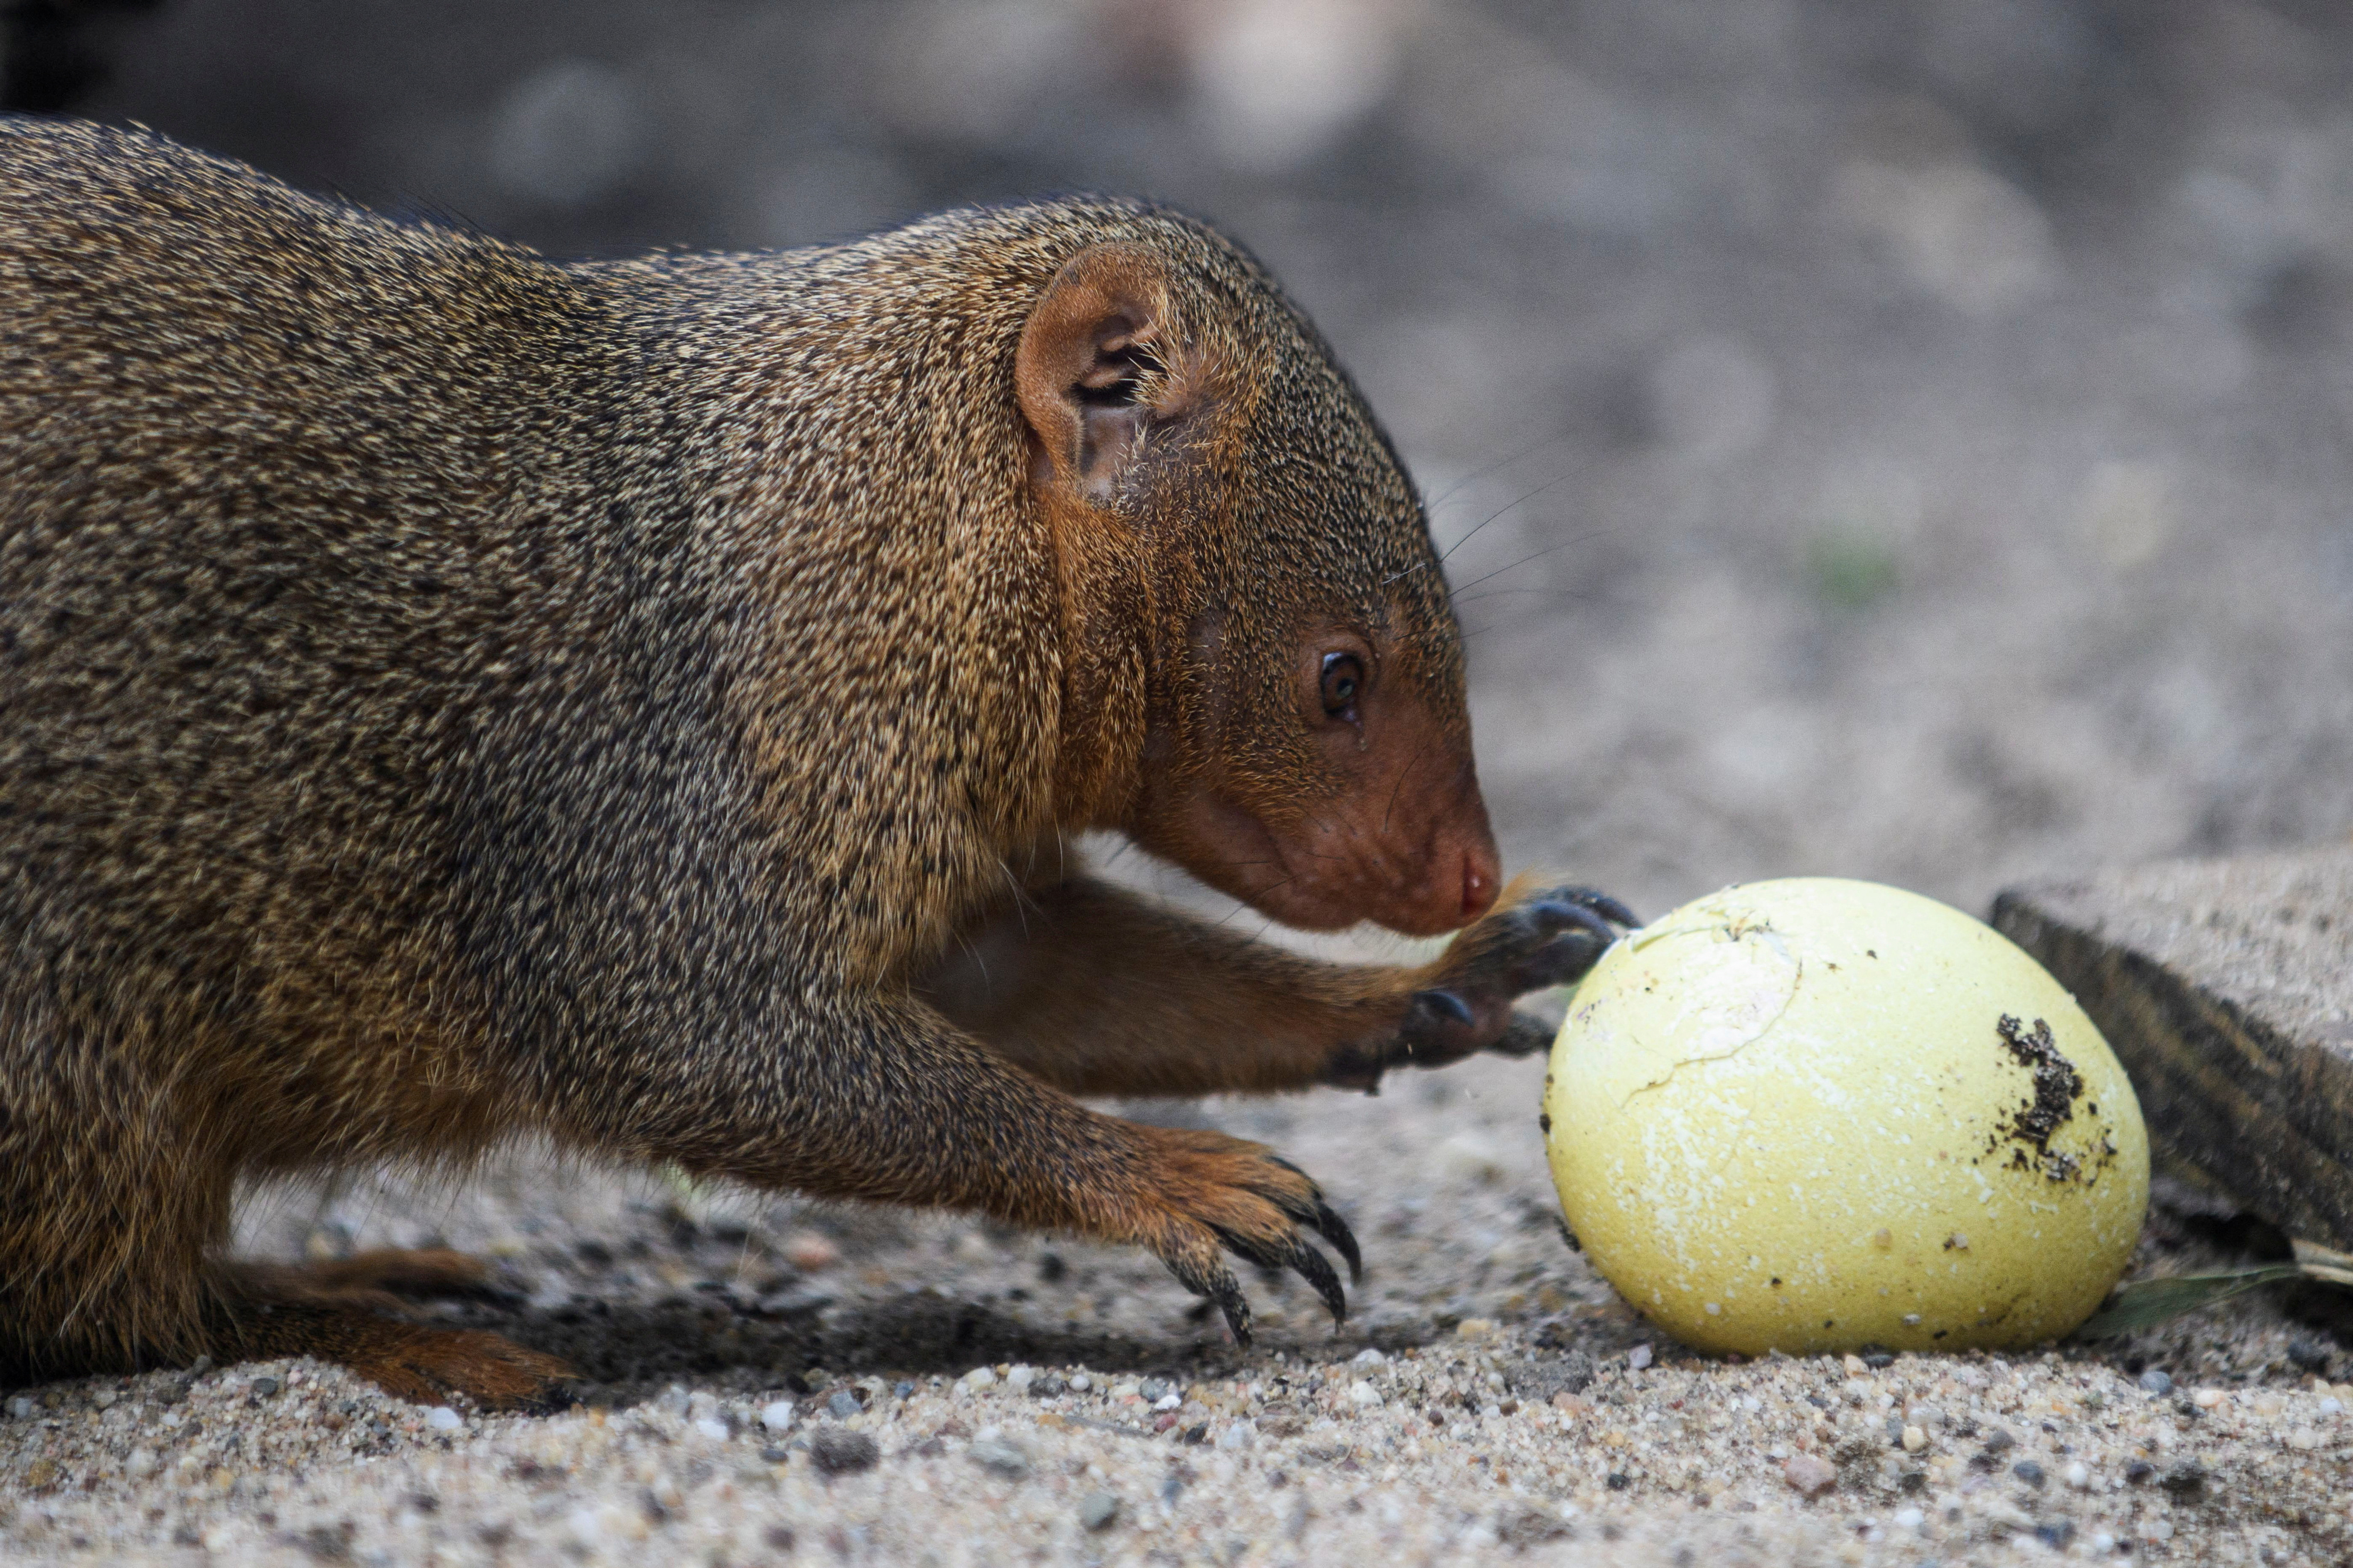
[1544,878,2148,1355]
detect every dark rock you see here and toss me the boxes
[808,1426,879,1476]
[2160,1460,2207,1498]
[1496,1501,1571,1546]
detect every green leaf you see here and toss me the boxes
[2070,1265,2309,1340]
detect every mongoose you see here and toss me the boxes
[0,117,1632,1409]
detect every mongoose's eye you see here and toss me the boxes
[1319,652,1364,718]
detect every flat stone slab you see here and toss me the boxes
[1994,847,2353,1251]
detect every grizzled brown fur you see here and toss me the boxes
[0,118,1625,1407]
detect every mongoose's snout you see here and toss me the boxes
[1269,734,1504,938]
[1147,666,1504,938]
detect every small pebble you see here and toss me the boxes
[426,1407,462,1432]
[1004,1365,1036,1394]
[1153,1393,1181,1411]
[1350,1349,1386,1367]
[1891,1506,1925,1529]
[960,1367,997,1391]
[247,1378,279,1399]
[1079,1491,1120,1531]
[2012,1460,2045,1488]
[827,1390,861,1420]
[1627,1344,1652,1371]
[1781,1453,1837,1497]
[1068,1373,1092,1393]
[2191,1388,2226,1409]
[808,1426,879,1476]
[694,1417,730,1441]
[782,1232,841,1271]
[970,1438,1029,1478]
[1900,1424,1926,1452]
[1138,1377,1173,1400]
[2137,1370,2173,1397]
[2065,1461,2091,1488]
[1348,1382,1382,1408]
[759,1400,795,1432]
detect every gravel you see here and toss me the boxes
[0,1056,2346,1565]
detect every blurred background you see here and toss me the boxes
[14,0,2353,920]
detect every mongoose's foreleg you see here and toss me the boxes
[544,992,1361,1341]
[919,875,1633,1098]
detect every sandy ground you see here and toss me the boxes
[7,0,2353,1562]
[2,1050,2348,1565]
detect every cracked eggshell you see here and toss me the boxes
[1543,878,2148,1355]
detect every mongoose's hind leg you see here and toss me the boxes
[207,1258,574,1411]
[279,1248,518,1305]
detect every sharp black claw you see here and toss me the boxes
[1550,886,1639,928]
[1528,899,1622,947]
[1311,1201,1362,1283]
[1414,988,1475,1027]
[1285,1235,1348,1325]
[1168,1249,1254,1346]
[1215,1276,1252,1345]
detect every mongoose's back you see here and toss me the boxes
[1,120,616,1092]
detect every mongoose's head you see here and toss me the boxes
[1017,221,1500,938]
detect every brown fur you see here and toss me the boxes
[0,117,1626,1407]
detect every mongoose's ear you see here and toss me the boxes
[1015,243,1195,504]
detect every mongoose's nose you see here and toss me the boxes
[1460,844,1501,922]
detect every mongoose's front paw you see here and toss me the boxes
[1325,884,1636,1091]
[1127,1126,1360,1345]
